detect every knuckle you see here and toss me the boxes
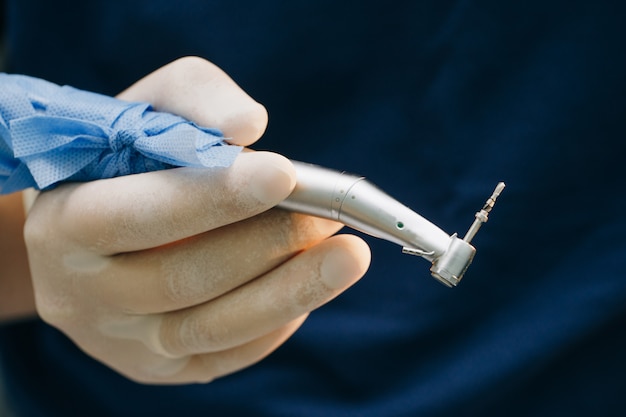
[162,314,230,356]
[183,317,230,353]
[170,56,223,85]
[173,55,211,71]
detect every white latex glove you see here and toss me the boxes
[24,57,371,384]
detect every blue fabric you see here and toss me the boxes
[0,73,240,194]
[1,1,626,417]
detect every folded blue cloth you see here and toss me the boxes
[0,73,241,194]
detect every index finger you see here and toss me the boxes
[116,56,268,147]
[28,151,295,254]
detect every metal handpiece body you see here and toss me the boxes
[278,161,504,287]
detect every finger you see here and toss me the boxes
[165,315,308,384]
[116,56,268,146]
[27,151,295,254]
[158,234,371,357]
[96,315,307,385]
[96,211,343,314]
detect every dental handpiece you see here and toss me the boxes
[278,161,505,287]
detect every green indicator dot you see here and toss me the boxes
[396,221,405,230]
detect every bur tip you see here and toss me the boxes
[493,182,506,198]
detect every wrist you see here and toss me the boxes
[0,191,37,322]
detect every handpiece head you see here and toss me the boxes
[429,235,476,287]
[403,182,505,287]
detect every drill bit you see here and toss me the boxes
[463,182,506,243]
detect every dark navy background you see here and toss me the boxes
[1,1,626,416]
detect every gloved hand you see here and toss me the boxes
[24,57,371,384]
